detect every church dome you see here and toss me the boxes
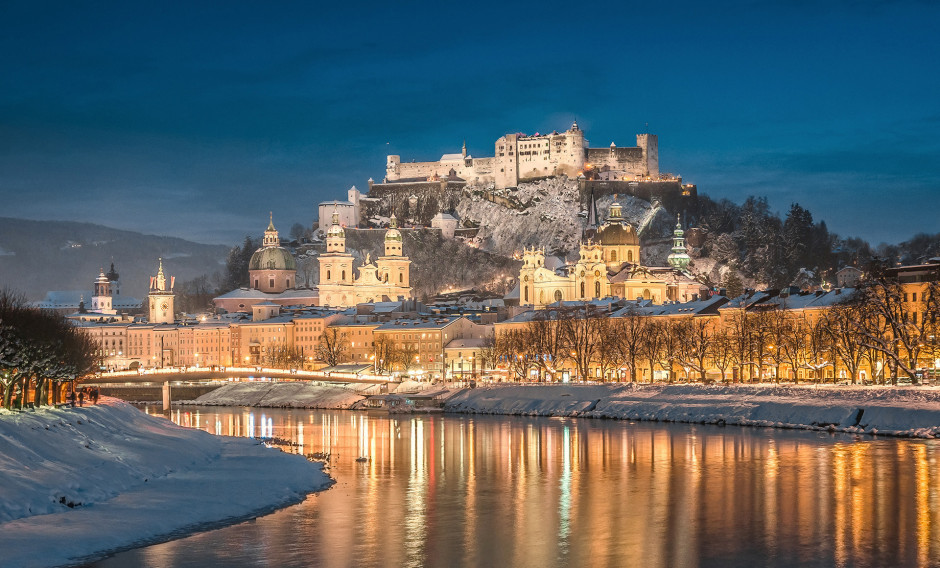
[595,201,639,246]
[385,227,402,242]
[596,221,639,246]
[249,247,297,271]
[327,222,344,238]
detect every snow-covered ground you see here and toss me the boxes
[182,381,370,408]
[446,383,940,438]
[181,380,940,438]
[0,399,331,568]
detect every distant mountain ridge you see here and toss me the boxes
[0,218,229,301]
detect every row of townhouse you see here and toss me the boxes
[76,302,492,378]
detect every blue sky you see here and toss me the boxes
[1,0,937,245]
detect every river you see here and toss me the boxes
[86,406,939,568]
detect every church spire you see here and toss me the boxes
[263,212,280,247]
[667,214,691,271]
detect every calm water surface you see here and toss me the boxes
[90,406,940,568]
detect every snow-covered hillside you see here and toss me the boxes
[455,176,678,260]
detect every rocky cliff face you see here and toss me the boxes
[454,176,678,263]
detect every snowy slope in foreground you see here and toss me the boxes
[0,399,331,568]
[445,384,940,438]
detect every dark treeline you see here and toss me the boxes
[687,195,940,289]
[0,290,98,409]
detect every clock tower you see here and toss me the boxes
[148,258,176,324]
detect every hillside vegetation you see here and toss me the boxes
[0,218,228,301]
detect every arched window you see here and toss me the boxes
[539,290,545,304]
[342,270,346,281]
[269,278,275,288]
[554,290,563,302]
[595,281,601,297]
[628,251,633,262]
[643,289,651,299]
[399,273,403,283]
[286,279,290,288]
[580,282,585,298]
[326,270,331,281]
[610,250,617,262]
[524,286,529,302]
[254,279,259,289]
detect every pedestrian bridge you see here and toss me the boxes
[84,366,392,385]
[81,367,394,403]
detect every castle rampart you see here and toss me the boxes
[385,122,659,189]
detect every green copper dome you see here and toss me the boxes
[249,247,297,271]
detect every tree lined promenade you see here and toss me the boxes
[492,267,940,385]
[0,290,98,409]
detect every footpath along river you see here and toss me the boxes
[87,406,940,568]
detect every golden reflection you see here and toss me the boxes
[141,405,940,568]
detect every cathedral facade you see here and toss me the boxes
[317,211,412,308]
[520,203,703,307]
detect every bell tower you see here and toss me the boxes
[377,213,412,297]
[148,258,176,324]
[667,215,691,272]
[91,268,115,314]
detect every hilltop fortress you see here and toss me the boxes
[386,122,659,189]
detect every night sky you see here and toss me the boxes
[2,0,938,245]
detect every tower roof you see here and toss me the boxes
[326,207,345,238]
[385,214,402,242]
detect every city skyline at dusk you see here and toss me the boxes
[2,0,938,245]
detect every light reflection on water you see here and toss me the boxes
[86,406,940,568]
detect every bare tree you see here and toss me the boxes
[559,305,603,381]
[316,328,348,367]
[592,317,621,382]
[373,337,398,374]
[674,317,715,382]
[803,316,833,383]
[780,315,808,383]
[710,329,735,383]
[526,313,566,382]
[640,320,668,383]
[726,307,754,383]
[826,302,868,384]
[611,308,649,383]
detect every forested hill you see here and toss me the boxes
[0,218,229,301]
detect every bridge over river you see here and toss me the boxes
[80,367,392,403]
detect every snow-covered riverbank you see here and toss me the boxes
[445,383,940,438]
[182,381,368,408]
[0,399,332,568]
[181,380,940,438]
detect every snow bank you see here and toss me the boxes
[185,381,366,408]
[445,384,940,438]
[0,399,332,567]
